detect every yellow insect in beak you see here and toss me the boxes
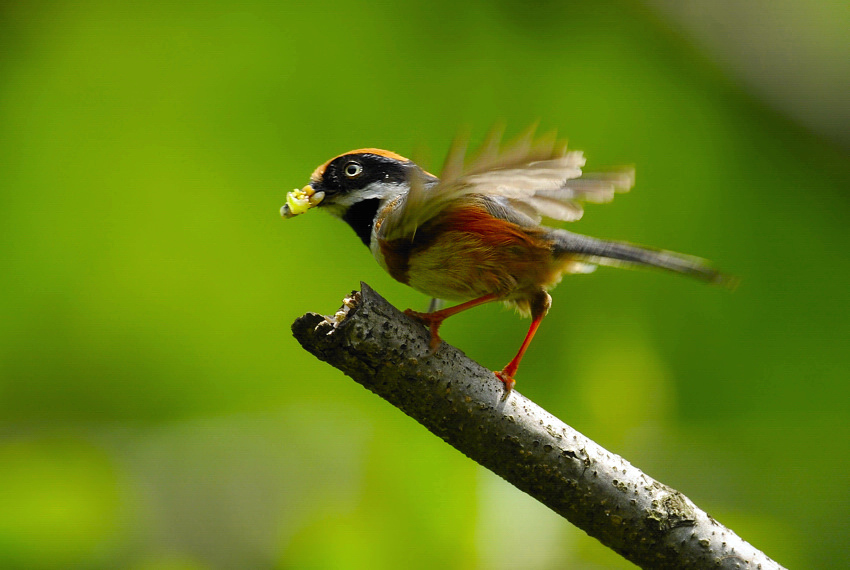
[281,185,325,218]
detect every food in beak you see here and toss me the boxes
[281,185,325,218]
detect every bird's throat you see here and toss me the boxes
[341,198,381,247]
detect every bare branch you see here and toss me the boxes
[291,283,784,570]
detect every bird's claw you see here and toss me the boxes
[404,309,444,354]
[494,369,516,393]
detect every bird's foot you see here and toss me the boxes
[404,309,444,354]
[494,369,516,393]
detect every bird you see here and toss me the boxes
[281,127,728,391]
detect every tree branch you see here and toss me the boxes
[291,283,784,570]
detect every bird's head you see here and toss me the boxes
[282,148,436,219]
[281,148,438,246]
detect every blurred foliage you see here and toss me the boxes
[1,1,849,568]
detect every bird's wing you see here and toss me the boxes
[378,125,634,242]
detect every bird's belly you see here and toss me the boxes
[393,229,558,302]
[406,236,504,301]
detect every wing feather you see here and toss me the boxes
[377,126,634,241]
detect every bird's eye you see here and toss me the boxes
[343,161,363,178]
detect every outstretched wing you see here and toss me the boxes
[378,125,634,242]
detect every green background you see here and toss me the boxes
[2,1,848,568]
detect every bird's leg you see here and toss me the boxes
[405,293,500,354]
[426,298,445,313]
[495,291,552,392]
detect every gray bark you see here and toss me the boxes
[291,283,785,570]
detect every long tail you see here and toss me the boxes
[551,229,732,286]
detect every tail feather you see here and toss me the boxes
[551,229,732,286]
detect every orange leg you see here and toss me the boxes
[494,314,544,391]
[495,291,552,392]
[405,293,500,354]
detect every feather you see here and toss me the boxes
[550,229,731,285]
[377,127,634,241]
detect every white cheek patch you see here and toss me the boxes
[322,182,406,218]
[334,182,406,207]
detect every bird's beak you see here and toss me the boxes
[281,185,325,218]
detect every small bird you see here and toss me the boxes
[282,127,727,391]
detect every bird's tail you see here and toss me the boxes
[551,229,733,286]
